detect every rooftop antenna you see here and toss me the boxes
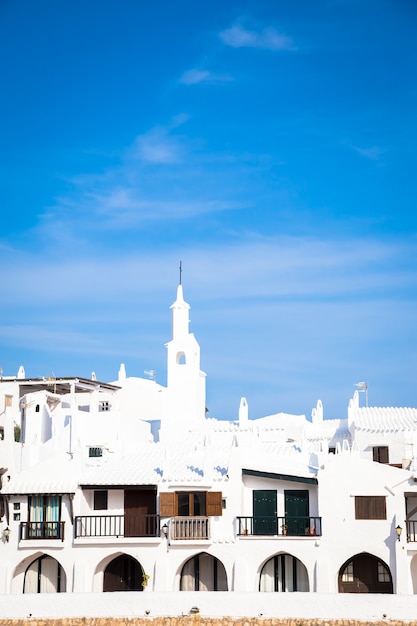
[354,381,368,407]
[179,260,182,285]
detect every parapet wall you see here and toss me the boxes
[1,592,417,624]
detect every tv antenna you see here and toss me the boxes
[354,381,368,407]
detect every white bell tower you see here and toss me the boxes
[162,277,206,435]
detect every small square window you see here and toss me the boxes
[94,490,108,510]
[89,447,103,458]
[373,446,389,464]
[13,513,20,521]
[13,503,20,511]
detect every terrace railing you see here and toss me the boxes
[237,516,322,537]
[406,520,417,542]
[20,521,65,541]
[169,516,209,540]
[74,514,160,538]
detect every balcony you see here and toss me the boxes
[237,516,322,537]
[74,514,160,538]
[406,520,417,542]
[20,521,65,541]
[169,516,209,540]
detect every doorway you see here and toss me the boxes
[338,553,393,593]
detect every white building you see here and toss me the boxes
[1,283,417,597]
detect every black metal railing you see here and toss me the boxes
[20,521,65,541]
[406,520,417,542]
[74,514,160,538]
[237,516,322,537]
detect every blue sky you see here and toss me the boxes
[1,0,416,421]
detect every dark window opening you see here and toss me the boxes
[373,446,389,464]
[89,447,103,458]
[94,490,108,510]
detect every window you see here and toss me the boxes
[342,562,354,582]
[259,554,309,592]
[355,496,386,520]
[28,495,62,538]
[94,490,108,510]
[329,447,336,454]
[13,501,20,521]
[378,562,390,583]
[180,553,228,591]
[24,555,66,593]
[89,447,103,458]
[373,446,389,464]
[159,491,222,517]
[99,401,110,412]
[178,492,206,516]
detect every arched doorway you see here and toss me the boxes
[259,553,309,591]
[103,554,144,592]
[23,555,66,593]
[180,552,228,591]
[338,553,393,593]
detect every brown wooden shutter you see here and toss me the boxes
[206,491,222,516]
[370,496,386,519]
[355,496,386,520]
[159,492,176,517]
[373,446,389,464]
[379,447,389,463]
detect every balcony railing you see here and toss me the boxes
[406,520,417,542]
[74,514,160,538]
[237,516,322,537]
[20,521,65,541]
[170,516,209,540]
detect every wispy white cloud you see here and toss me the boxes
[180,69,233,85]
[2,235,415,306]
[130,127,184,164]
[351,145,386,161]
[1,234,416,418]
[220,23,296,51]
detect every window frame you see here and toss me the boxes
[159,491,222,517]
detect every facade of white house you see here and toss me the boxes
[1,283,417,598]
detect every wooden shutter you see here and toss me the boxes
[355,496,386,520]
[373,446,389,464]
[206,491,222,516]
[159,492,176,517]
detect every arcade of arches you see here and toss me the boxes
[19,551,398,594]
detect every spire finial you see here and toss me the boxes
[179,260,182,285]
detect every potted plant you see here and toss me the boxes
[281,524,287,536]
[142,573,150,589]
